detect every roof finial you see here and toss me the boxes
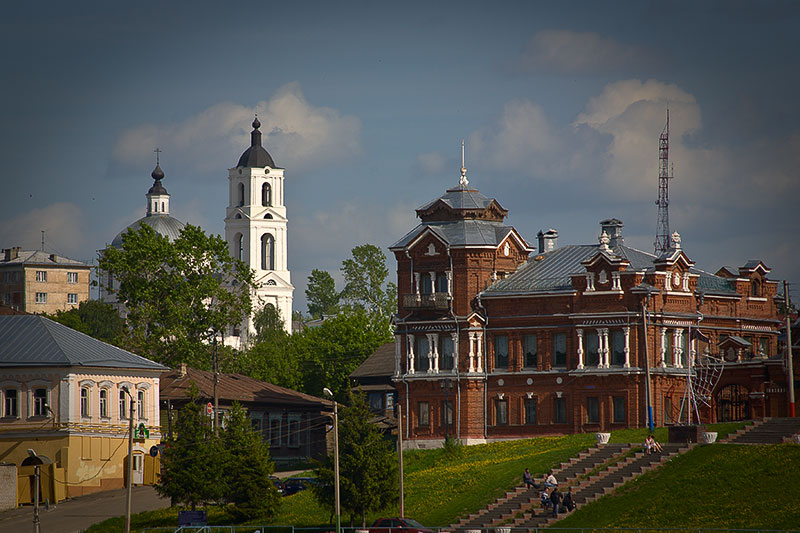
[154,147,162,165]
[459,139,469,186]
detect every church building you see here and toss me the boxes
[224,118,294,338]
[390,159,787,448]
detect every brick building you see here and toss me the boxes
[390,169,788,448]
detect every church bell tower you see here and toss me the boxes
[225,117,293,337]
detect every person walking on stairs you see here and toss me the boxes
[549,487,562,518]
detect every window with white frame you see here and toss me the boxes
[33,388,48,416]
[99,389,109,418]
[119,390,127,418]
[495,398,508,425]
[67,272,78,284]
[67,293,78,304]
[35,292,47,304]
[137,390,145,419]
[81,387,90,417]
[3,389,19,417]
[268,414,281,447]
[36,271,47,282]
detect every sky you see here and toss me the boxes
[2,0,798,314]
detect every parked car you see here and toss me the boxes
[370,517,434,533]
[269,475,283,494]
[281,477,317,496]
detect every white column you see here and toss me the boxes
[407,334,415,375]
[585,272,595,291]
[595,328,604,368]
[429,333,439,373]
[664,273,672,291]
[682,272,690,292]
[414,272,421,296]
[623,326,631,368]
[602,328,610,368]
[475,332,484,373]
[659,328,667,368]
[451,332,459,373]
[446,271,452,296]
[394,335,401,377]
[576,329,584,369]
[690,336,697,367]
[468,332,475,373]
[612,271,621,291]
[429,271,436,293]
[674,329,683,368]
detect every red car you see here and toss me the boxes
[370,517,434,533]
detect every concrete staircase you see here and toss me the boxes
[721,417,800,444]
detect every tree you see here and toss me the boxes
[221,402,280,520]
[236,305,300,390]
[46,299,125,346]
[252,303,286,343]
[306,269,340,319]
[340,244,397,319]
[98,224,255,367]
[313,391,398,526]
[156,393,224,509]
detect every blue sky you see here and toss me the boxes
[2,1,798,313]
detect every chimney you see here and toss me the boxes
[178,363,187,377]
[3,247,21,261]
[600,219,624,248]
[537,229,558,253]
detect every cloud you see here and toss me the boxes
[111,82,361,176]
[0,203,91,260]
[518,29,653,74]
[415,151,449,176]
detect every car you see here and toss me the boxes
[369,517,434,533]
[281,477,317,496]
[269,475,283,494]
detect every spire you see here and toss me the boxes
[459,139,469,187]
[237,115,276,168]
[147,148,169,216]
[250,114,262,148]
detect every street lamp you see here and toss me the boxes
[27,449,40,533]
[323,388,340,533]
[121,386,135,533]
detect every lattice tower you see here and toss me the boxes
[654,110,672,255]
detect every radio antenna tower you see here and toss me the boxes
[654,109,673,255]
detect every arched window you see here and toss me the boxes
[261,234,275,270]
[119,390,127,418]
[235,233,244,261]
[99,389,108,418]
[751,280,761,297]
[237,183,245,207]
[262,183,272,207]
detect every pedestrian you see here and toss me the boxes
[544,470,558,488]
[523,468,538,489]
[562,490,575,512]
[549,487,562,518]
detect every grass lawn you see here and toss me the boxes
[87,422,766,532]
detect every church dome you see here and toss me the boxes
[237,117,276,168]
[110,215,185,248]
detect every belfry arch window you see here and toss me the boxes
[262,183,272,207]
[237,183,245,207]
[235,233,244,261]
[261,234,275,270]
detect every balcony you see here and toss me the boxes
[403,292,450,310]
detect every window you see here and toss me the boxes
[663,396,673,425]
[495,399,508,425]
[586,397,600,423]
[680,333,688,366]
[80,388,89,417]
[269,415,281,446]
[416,336,429,372]
[586,331,600,366]
[418,402,429,426]
[261,234,275,270]
[758,338,769,357]
[3,389,18,417]
[35,292,47,304]
[554,397,567,424]
[553,333,567,367]
[436,273,448,293]
[613,397,625,423]
[33,388,47,416]
[67,272,78,284]
[611,330,625,366]
[100,389,109,418]
[440,335,454,371]
[524,335,537,368]
[288,416,300,447]
[368,392,384,412]
[494,335,509,371]
[262,183,272,206]
[138,390,145,418]
[67,293,78,304]
[440,400,453,428]
[3,293,9,305]
[419,273,432,295]
[237,182,245,207]
[664,332,673,365]
[251,415,263,438]
[119,390,127,418]
[235,234,243,261]
[36,271,47,282]
[524,397,537,425]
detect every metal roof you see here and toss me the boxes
[0,250,88,267]
[0,315,167,370]
[110,214,185,248]
[350,342,395,379]
[390,219,515,250]
[416,183,495,212]
[236,117,277,168]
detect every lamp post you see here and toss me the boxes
[122,387,135,533]
[26,449,40,533]
[323,388,340,533]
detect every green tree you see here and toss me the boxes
[313,391,398,526]
[236,305,299,390]
[340,244,397,319]
[306,269,340,319]
[98,224,255,367]
[46,299,125,345]
[222,402,280,520]
[253,303,285,342]
[156,394,224,509]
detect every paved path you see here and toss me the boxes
[0,485,170,533]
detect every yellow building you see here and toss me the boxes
[0,314,166,503]
[0,247,91,314]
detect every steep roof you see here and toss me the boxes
[160,365,331,410]
[390,220,522,250]
[0,315,166,370]
[236,117,277,168]
[350,342,395,379]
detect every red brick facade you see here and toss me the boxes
[391,183,791,446]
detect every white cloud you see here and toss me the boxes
[0,203,91,260]
[415,151,448,175]
[111,82,361,176]
[519,29,652,74]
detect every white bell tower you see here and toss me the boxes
[225,117,293,338]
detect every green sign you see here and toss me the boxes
[134,423,150,439]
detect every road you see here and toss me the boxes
[0,485,170,533]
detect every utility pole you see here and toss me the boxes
[786,280,795,417]
[397,402,404,517]
[123,388,135,533]
[213,334,219,436]
[324,388,340,533]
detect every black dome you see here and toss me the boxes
[148,180,168,195]
[236,117,276,168]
